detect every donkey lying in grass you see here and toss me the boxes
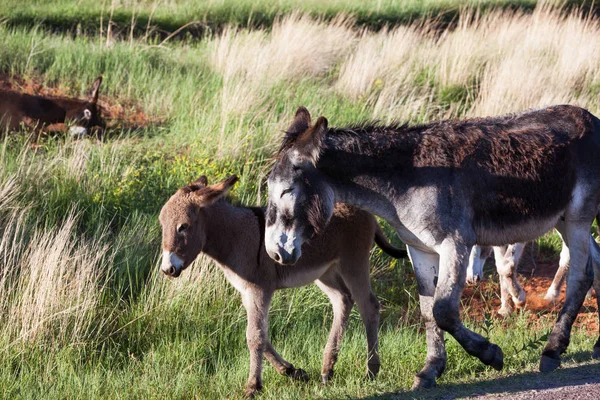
[265,105,600,389]
[159,175,407,397]
[0,76,104,137]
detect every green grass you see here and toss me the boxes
[0,2,599,399]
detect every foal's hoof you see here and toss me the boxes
[244,386,261,398]
[540,354,561,372]
[321,372,334,385]
[592,347,600,360]
[289,368,309,382]
[483,344,504,371]
[411,374,436,390]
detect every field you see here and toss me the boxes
[0,1,599,398]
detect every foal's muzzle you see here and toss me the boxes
[161,251,184,278]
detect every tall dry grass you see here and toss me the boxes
[203,4,600,127]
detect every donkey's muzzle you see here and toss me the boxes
[162,265,181,278]
[268,246,299,265]
[161,251,184,277]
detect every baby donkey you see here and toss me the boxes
[159,175,406,397]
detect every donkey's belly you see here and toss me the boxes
[279,262,334,289]
[476,212,562,246]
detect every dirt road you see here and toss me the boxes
[376,362,600,399]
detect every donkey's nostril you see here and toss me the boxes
[166,266,176,276]
[273,252,281,262]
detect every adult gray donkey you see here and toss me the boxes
[264,105,600,389]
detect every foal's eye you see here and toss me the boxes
[177,223,189,233]
[280,188,293,198]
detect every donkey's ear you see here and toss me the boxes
[196,175,239,205]
[285,106,312,139]
[194,175,209,187]
[292,116,327,165]
[88,76,103,104]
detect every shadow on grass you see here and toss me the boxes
[367,355,600,399]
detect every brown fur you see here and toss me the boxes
[159,176,405,397]
[0,76,104,135]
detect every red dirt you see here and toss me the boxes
[462,244,598,335]
[0,74,161,131]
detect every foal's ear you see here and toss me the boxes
[286,106,312,139]
[293,116,327,165]
[88,76,103,104]
[196,175,239,205]
[194,175,209,187]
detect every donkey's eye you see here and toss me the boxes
[177,223,189,233]
[280,188,293,198]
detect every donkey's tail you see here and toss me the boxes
[374,225,408,259]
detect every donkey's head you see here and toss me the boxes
[159,175,239,277]
[265,107,334,265]
[65,76,104,137]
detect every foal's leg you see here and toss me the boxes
[545,237,570,301]
[263,341,309,381]
[315,271,353,384]
[495,243,526,316]
[339,254,381,379]
[241,289,272,397]
[541,220,594,372]
[408,246,446,389]
[433,240,504,371]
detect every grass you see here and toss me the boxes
[0,1,599,399]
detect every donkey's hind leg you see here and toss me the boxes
[264,341,309,381]
[339,254,381,380]
[589,236,600,359]
[495,243,526,316]
[315,270,353,384]
[545,237,570,302]
[541,219,595,372]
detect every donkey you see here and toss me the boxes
[159,175,407,397]
[467,244,526,316]
[264,105,600,389]
[0,76,104,137]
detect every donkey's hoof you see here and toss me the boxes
[514,291,526,308]
[483,344,504,370]
[497,306,512,318]
[367,362,380,380]
[321,372,333,385]
[592,347,600,360]
[540,354,561,372]
[244,386,261,398]
[544,290,559,302]
[290,368,309,382]
[411,374,436,390]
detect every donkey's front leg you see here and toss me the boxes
[242,290,272,398]
[408,247,447,389]
[433,240,504,370]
